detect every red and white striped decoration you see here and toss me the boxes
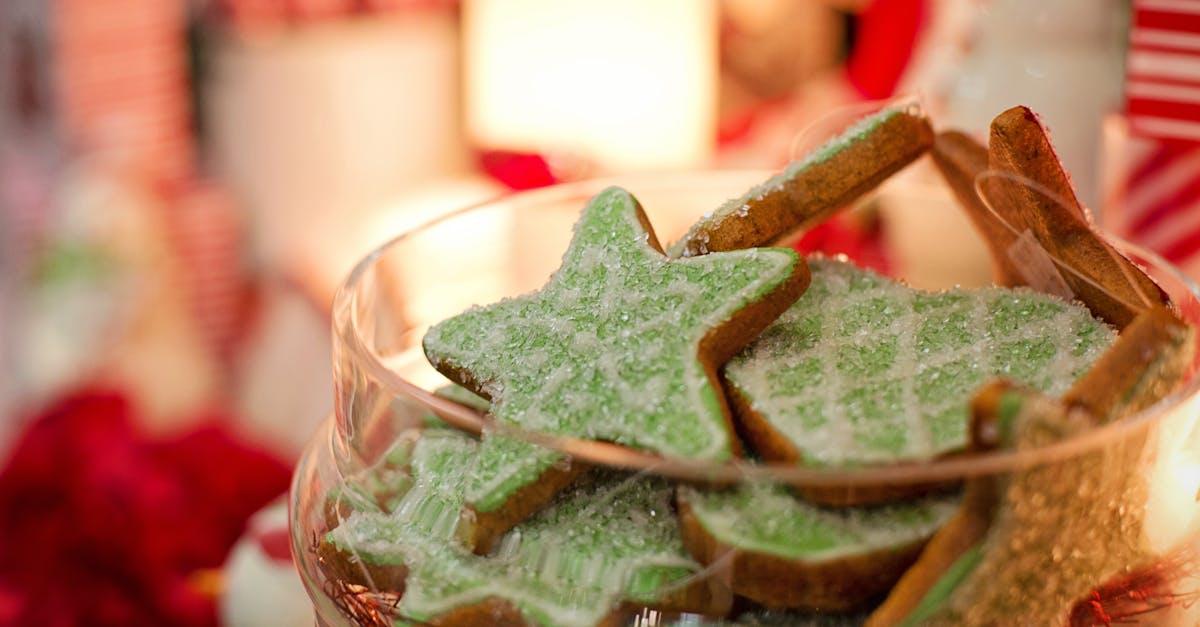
[162,181,250,370]
[1118,0,1200,277]
[1127,0,1200,141]
[52,0,195,184]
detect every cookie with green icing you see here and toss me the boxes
[670,104,933,258]
[321,434,423,530]
[423,186,809,551]
[418,383,491,431]
[322,429,728,627]
[723,258,1116,501]
[867,305,1196,627]
[323,385,489,528]
[655,608,869,626]
[868,385,1135,627]
[677,481,958,612]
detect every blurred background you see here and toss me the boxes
[0,0,1196,624]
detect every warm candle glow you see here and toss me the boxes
[463,0,718,173]
[295,177,501,309]
[368,180,512,329]
[1144,393,1200,553]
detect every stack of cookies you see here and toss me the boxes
[316,105,1195,626]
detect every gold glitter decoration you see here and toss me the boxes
[898,305,1195,625]
[925,395,1149,625]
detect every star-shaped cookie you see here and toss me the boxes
[423,186,808,551]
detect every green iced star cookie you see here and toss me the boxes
[423,186,804,540]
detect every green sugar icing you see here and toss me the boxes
[681,482,959,562]
[465,427,563,513]
[725,258,1117,467]
[423,186,800,512]
[415,384,491,430]
[327,429,701,627]
[669,106,904,258]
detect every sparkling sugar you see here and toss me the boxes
[724,258,1117,467]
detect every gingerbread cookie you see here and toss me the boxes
[323,428,727,626]
[872,385,1146,626]
[723,258,1115,490]
[929,130,1027,284]
[423,186,809,551]
[323,384,486,529]
[677,481,958,612]
[322,433,424,531]
[459,429,587,555]
[868,305,1195,626]
[670,104,933,257]
[973,106,1166,328]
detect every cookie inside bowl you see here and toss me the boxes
[307,104,1200,627]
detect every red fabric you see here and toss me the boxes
[0,390,291,627]
[845,0,928,100]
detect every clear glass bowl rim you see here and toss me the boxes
[331,170,1200,487]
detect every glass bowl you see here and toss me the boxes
[290,171,1200,626]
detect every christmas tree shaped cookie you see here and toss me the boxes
[724,258,1116,480]
[423,186,808,551]
[867,305,1195,626]
[324,429,725,627]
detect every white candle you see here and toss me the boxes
[207,12,467,275]
[463,0,718,174]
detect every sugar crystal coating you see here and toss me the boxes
[669,107,903,258]
[327,429,701,627]
[423,186,801,511]
[681,482,958,561]
[725,258,1117,466]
